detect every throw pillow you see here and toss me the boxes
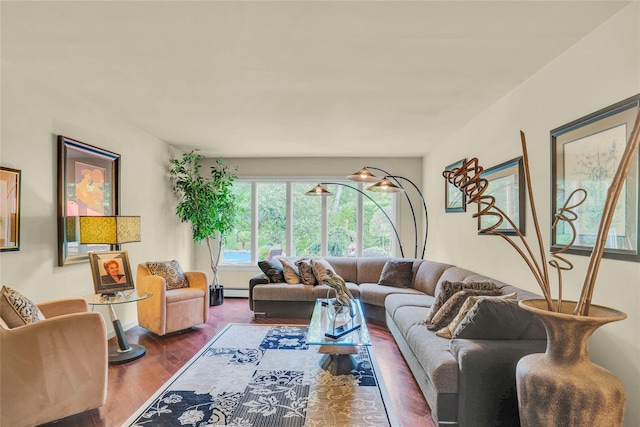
[424,280,497,325]
[378,259,413,288]
[295,258,317,285]
[435,292,516,339]
[311,258,337,283]
[257,259,285,283]
[146,260,190,290]
[279,258,301,284]
[452,298,540,340]
[1,285,46,328]
[426,288,503,331]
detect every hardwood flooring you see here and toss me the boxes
[42,298,435,427]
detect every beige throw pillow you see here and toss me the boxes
[436,292,517,339]
[424,280,497,325]
[1,285,46,328]
[311,258,336,283]
[279,258,302,284]
[295,259,317,285]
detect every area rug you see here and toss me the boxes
[125,323,398,427]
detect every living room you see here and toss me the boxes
[1,1,639,426]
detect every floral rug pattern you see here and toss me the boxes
[126,324,395,427]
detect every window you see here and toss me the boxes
[222,179,397,264]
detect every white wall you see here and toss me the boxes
[195,156,423,290]
[0,60,194,333]
[424,3,640,425]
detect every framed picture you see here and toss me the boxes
[57,136,121,266]
[0,167,21,252]
[478,157,525,236]
[551,94,640,261]
[444,159,466,212]
[88,250,135,295]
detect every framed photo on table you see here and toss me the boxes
[444,158,467,212]
[551,94,640,261]
[0,167,21,252]
[57,136,121,266]
[478,157,525,236]
[88,250,134,295]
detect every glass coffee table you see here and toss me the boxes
[306,298,371,375]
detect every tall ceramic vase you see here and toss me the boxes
[516,299,627,427]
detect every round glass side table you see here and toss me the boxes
[84,290,152,364]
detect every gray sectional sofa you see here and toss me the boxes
[249,257,547,427]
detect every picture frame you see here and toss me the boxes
[551,94,640,261]
[478,156,525,236]
[57,136,121,266]
[88,250,135,295]
[0,167,21,252]
[444,158,467,212]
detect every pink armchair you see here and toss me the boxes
[0,298,108,427]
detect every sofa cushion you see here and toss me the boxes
[1,286,46,327]
[252,283,316,302]
[426,288,503,331]
[257,259,285,283]
[313,282,361,300]
[453,298,544,340]
[385,293,435,318]
[378,259,414,288]
[360,283,425,307]
[146,260,191,290]
[413,261,454,295]
[436,293,517,339]
[355,257,391,284]
[166,287,206,303]
[295,258,318,285]
[424,280,497,325]
[279,258,301,284]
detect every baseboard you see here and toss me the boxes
[222,288,249,298]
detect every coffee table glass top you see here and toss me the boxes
[84,290,151,305]
[306,298,371,347]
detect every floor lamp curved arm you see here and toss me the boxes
[307,182,405,258]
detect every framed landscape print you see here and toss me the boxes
[551,94,640,262]
[57,136,121,266]
[444,159,466,212]
[478,157,525,236]
[0,167,21,252]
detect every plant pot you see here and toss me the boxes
[209,285,224,306]
[516,299,627,427]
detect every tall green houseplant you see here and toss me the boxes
[169,150,238,287]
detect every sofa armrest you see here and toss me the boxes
[450,338,547,427]
[249,273,269,311]
[38,298,89,318]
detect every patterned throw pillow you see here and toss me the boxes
[426,288,503,330]
[1,285,46,328]
[257,259,285,283]
[279,258,301,284]
[424,280,497,325]
[295,258,317,285]
[378,259,414,288]
[146,260,190,290]
[310,258,336,283]
[435,292,517,339]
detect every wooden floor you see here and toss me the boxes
[43,298,435,427]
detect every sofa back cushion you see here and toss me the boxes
[323,257,358,283]
[414,261,454,295]
[355,257,390,283]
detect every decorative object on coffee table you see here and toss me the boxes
[169,150,239,305]
[443,104,640,426]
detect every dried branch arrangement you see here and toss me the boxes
[443,113,640,315]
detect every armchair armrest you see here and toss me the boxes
[184,271,209,322]
[136,274,167,334]
[249,273,269,311]
[38,298,89,318]
[450,338,547,427]
[0,311,107,427]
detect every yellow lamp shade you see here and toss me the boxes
[79,216,141,244]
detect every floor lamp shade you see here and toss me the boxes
[79,216,141,244]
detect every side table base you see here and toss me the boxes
[108,344,146,365]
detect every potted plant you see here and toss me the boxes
[169,150,238,306]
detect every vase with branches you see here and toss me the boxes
[169,150,239,290]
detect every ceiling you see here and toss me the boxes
[1,1,631,158]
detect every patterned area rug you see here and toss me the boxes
[125,324,398,427]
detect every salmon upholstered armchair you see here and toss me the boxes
[0,289,108,427]
[136,261,209,336]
